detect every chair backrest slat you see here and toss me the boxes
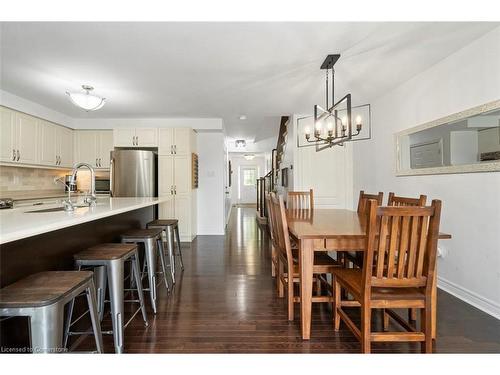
[265,193,275,243]
[363,199,441,290]
[287,189,314,210]
[357,190,384,214]
[388,192,427,207]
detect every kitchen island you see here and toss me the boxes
[0,196,170,349]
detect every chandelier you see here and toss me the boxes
[304,54,367,151]
[66,85,106,111]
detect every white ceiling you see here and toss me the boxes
[1,22,497,145]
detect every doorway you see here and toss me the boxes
[238,166,258,204]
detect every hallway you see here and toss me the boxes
[76,207,500,353]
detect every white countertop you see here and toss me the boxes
[0,197,170,244]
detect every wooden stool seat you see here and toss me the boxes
[74,243,137,261]
[147,219,178,227]
[121,228,163,239]
[0,271,93,308]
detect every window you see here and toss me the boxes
[243,169,256,186]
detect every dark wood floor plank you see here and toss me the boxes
[72,207,500,353]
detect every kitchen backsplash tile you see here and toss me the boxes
[0,166,69,195]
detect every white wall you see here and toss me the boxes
[196,131,225,235]
[353,27,500,318]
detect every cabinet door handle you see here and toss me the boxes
[170,145,173,154]
[174,145,177,154]
[12,149,16,161]
[17,150,20,161]
[99,158,102,167]
[170,186,174,195]
[174,185,177,195]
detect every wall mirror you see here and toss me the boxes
[395,100,500,176]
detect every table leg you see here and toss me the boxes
[431,264,437,340]
[299,238,314,340]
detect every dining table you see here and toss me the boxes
[286,208,451,340]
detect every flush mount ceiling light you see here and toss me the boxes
[235,139,246,148]
[244,154,255,160]
[66,85,106,111]
[239,115,247,120]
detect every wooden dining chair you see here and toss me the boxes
[357,190,384,213]
[265,192,278,278]
[332,199,442,353]
[387,192,427,322]
[388,192,427,207]
[344,190,385,268]
[270,192,341,321]
[287,189,314,210]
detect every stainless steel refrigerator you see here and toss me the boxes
[110,149,158,197]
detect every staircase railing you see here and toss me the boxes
[256,170,273,218]
[256,115,290,221]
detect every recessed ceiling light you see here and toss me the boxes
[239,115,247,120]
[66,85,106,111]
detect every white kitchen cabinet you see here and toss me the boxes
[113,128,158,147]
[135,128,158,147]
[57,126,74,168]
[158,127,190,155]
[74,130,113,169]
[98,131,114,168]
[39,120,57,165]
[174,194,191,238]
[0,106,16,163]
[1,106,74,168]
[158,128,197,241]
[15,112,39,164]
[158,155,174,196]
[0,108,39,165]
[174,155,190,195]
[173,128,190,155]
[39,121,73,167]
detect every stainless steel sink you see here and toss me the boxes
[25,205,90,213]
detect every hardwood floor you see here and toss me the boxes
[74,207,500,353]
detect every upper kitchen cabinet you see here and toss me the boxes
[39,121,73,167]
[158,127,191,155]
[113,128,158,147]
[74,130,114,169]
[0,107,39,165]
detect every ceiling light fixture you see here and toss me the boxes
[66,85,106,111]
[235,139,246,148]
[239,115,247,120]
[244,154,255,160]
[304,54,370,151]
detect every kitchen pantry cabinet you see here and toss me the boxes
[158,128,197,241]
[113,128,158,147]
[158,128,190,155]
[0,106,38,165]
[74,130,114,169]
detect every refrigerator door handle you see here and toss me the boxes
[109,157,114,197]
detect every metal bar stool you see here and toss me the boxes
[66,243,148,354]
[0,271,103,354]
[121,228,170,314]
[146,219,184,284]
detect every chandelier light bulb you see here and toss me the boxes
[356,115,362,125]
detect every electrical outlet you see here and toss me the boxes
[437,246,448,258]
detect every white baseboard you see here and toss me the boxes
[437,276,500,320]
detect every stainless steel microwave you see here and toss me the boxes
[95,177,111,194]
